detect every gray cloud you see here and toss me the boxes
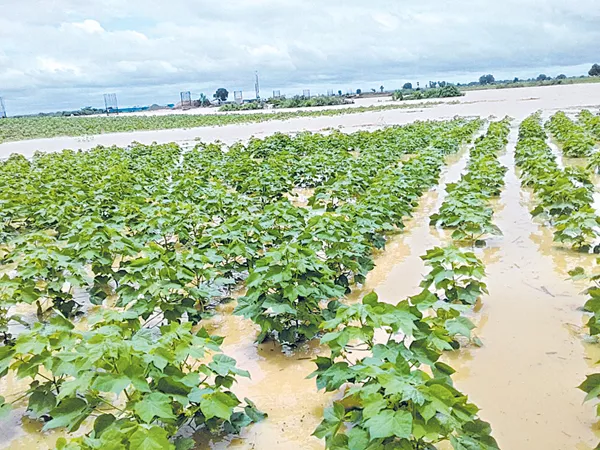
[1,0,599,114]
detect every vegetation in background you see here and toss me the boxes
[0,101,444,143]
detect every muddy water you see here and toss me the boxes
[189,147,473,450]
[445,127,598,449]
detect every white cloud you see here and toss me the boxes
[1,0,599,114]
[70,19,105,34]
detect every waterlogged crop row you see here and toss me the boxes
[0,120,480,449]
[236,120,484,344]
[546,111,596,157]
[311,247,498,449]
[310,122,500,448]
[516,112,600,251]
[431,118,511,244]
[578,109,600,142]
[568,265,600,450]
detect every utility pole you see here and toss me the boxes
[255,71,260,99]
[0,97,6,118]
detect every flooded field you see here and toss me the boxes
[1,84,600,450]
[1,83,600,158]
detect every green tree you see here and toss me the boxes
[536,74,549,81]
[198,93,210,107]
[213,88,229,102]
[479,74,495,85]
[338,90,342,96]
[356,89,362,95]
[379,85,384,92]
[402,82,412,89]
[589,64,600,76]
[556,74,567,80]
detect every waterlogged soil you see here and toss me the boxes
[193,128,600,449]
[3,117,600,449]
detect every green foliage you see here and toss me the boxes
[579,109,600,142]
[213,88,229,102]
[517,112,600,251]
[0,316,265,449]
[420,246,488,306]
[235,243,346,344]
[310,256,497,449]
[219,102,265,112]
[0,103,449,143]
[432,118,511,244]
[0,119,484,447]
[268,95,348,109]
[546,111,595,157]
[570,265,600,449]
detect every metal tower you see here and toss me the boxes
[103,93,119,115]
[0,97,6,118]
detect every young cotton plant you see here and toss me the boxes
[569,266,600,449]
[0,314,265,450]
[234,243,346,345]
[310,292,498,450]
[420,246,488,306]
[0,231,92,320]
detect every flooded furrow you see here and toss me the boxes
[194,146,473,449]
[445,125,599,449]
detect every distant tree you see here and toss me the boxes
[479,74,495,85]
[199,93,210,107]
[513,77,519,83]
[380,85,384,92]
[356,89,362,95]
[589,64,600,76]
[403,82,413,89]
[438,81,447,87]
[428,81,437,88]
[371,88,376,93]
[213,88,229,102]
[556,74,567,80]
[338,90,343,96]
[536,74,549,81]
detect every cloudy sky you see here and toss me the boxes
[1,0,599,115]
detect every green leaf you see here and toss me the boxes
[28,390,56,418]
[209,354,250,378]
[445,316,475,338]
[200,391,240,420]
[0,396,11,419]
[578,373,600,402]
[347,426,369,450]
[134,393,175,423]
[92,373,131,395]
[44,398,88,431]
[364,409,412,439]
[130,425,174,450]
